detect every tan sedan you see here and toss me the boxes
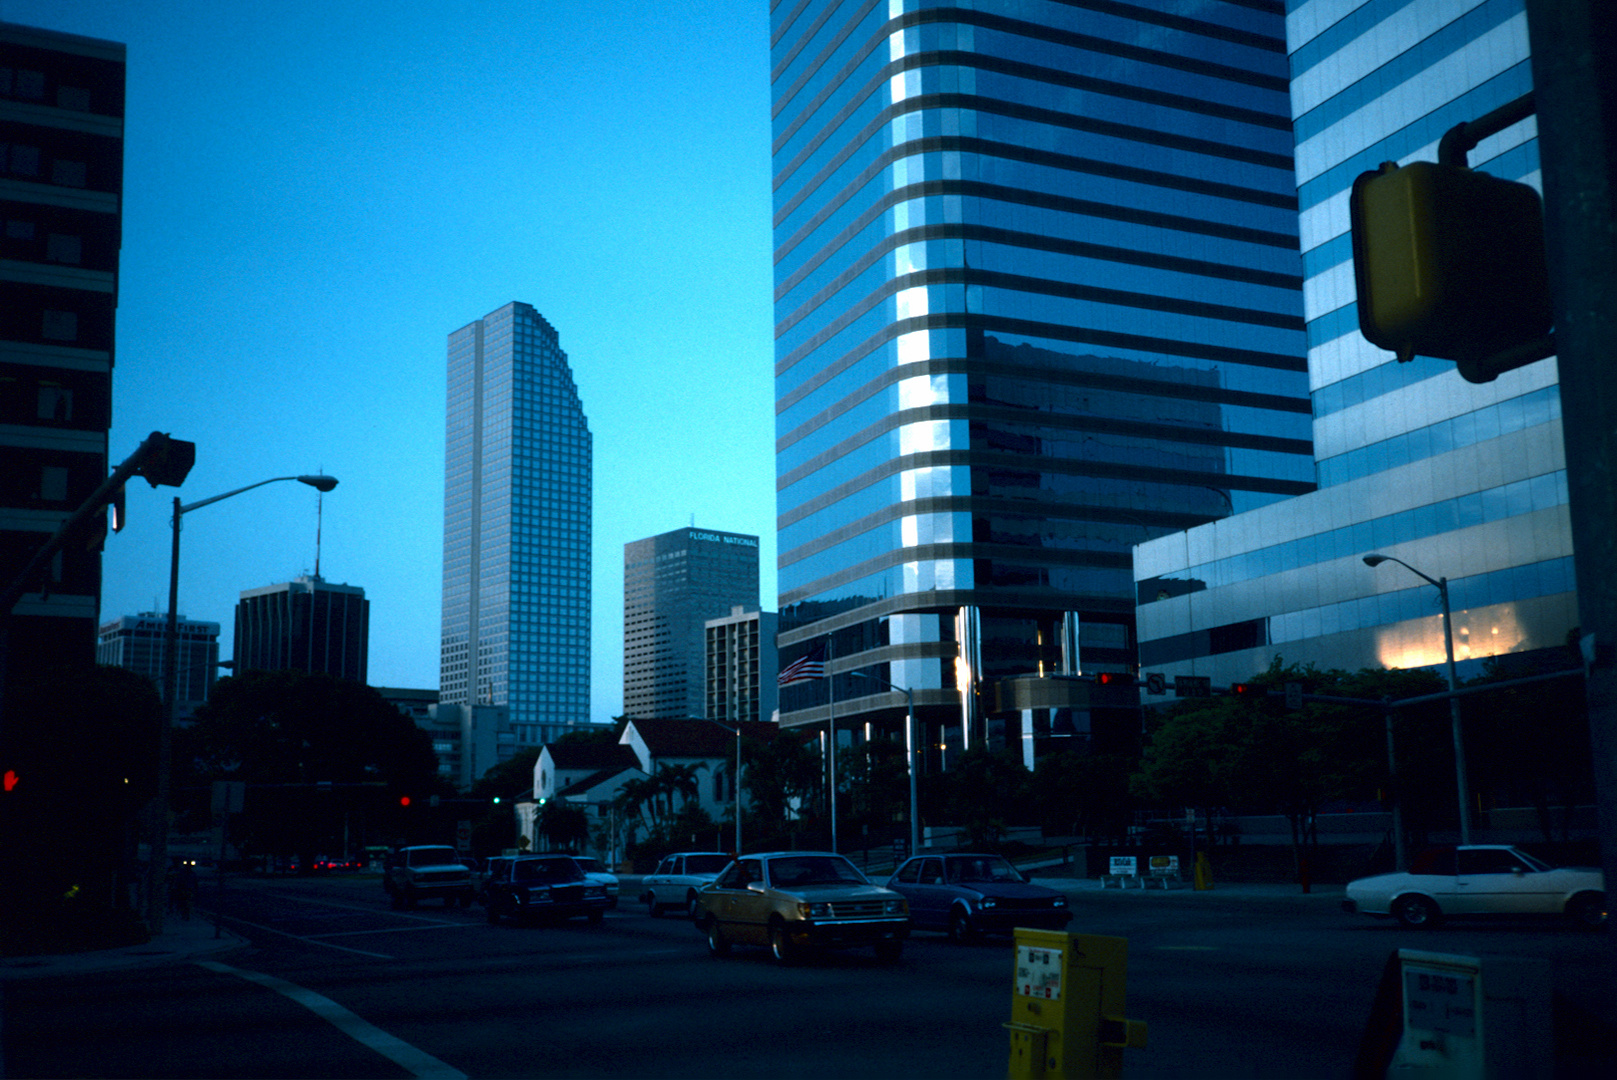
[695,851,909,964]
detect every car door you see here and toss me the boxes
[1454,848,1557,914]
[908,857,949,929]
[648,856,676,906]
[711,858,768,944]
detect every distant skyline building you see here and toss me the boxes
[234,574,369,683]
[441,301,591,750]
[706,606,779,725]
[97,611,220,720]
[1135,2,1571,693]
[624,528,760,719]
[1,21,126,674]
[771,2,1313,763]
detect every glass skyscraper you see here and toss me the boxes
[772,0,1315,759]
[442,301,591,750]
[623,527,761,720]
[1135,2,1571,694]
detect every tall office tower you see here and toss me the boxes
[97,612,221,720]
[235,575,370,683]
[772,2,1314,762]
[624,528,760,720]
[442,302,591,750]
[706,606,780,725]
[1135,3,1570,695]
[0,23,125,673]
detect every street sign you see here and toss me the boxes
[1174,675,1211,698]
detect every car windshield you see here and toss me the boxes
[767,855,867,887]
[513,859,583,883]
[685,854,731,874]
[406,847,457,867]
[574,858,601,873]
[946,856,1023,884]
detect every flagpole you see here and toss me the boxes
[827,634,837,854]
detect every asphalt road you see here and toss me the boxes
[3,873,1612,1079]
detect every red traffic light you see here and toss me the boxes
[1230,683,1262,696]
[399,796,411,807]
[1096,672,1135,686]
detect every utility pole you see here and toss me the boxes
[1526,0,1617,969]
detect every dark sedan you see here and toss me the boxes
[886,853,1070,942]
[483,854,610,926]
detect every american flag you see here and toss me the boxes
[777,641,826,686]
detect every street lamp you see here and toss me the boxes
[849,670,920,859]
[703,717,744,856]
[150,474,337,933]
[1363,553,1472,843]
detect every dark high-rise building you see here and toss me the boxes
[1,22,125,672]
[234,575,369,683]
[624,528,760,720]
[771,1,1314,762]
[442,302,591,749]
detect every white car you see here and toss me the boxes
[641,851,733,918]
[1343,844,1605,929]
[567,856,620,909]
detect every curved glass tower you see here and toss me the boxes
[772,0,1315,760]
[442,302,591,750]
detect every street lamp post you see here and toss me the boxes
[1364,553,1472,844]
[850,670,919,859]
[150,474,337,934]
[703,717,744,856]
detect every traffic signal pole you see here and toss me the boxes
[1526,0,1617,974]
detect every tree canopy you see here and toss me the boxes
[179,670,443,860]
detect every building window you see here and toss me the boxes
[46,233,81,264]
[41,310,77,341]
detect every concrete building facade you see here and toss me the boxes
[1,22,125,673]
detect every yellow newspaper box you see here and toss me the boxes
[1006,929,1146,1079]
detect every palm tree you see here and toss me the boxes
[654,762,706,817]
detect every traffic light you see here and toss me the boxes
[399,795,412,807]
[1229,682,1263,697]
[135,433,196,488]
[1350,160,1553,382]
[1096,672,1135,686]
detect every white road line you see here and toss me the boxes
[219,914,395,959]
[310,923,478,941]
[196,960,466,1080]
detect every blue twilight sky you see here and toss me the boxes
[4,0,780,724]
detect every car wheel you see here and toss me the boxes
[389,889,404,910]
[646,894,662,917]
[587,909,605,925]
[403,886,418,910]
[1393,895,1440,929]
[486,898,502,925]
[459,892,473,908]
[948,907,978,944]
[705,917,730,957]
[769,921,800,966]
[686,892,701,921]
[875,939,903,963]
[1567,891,1607,930]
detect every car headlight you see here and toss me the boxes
[799,902,832,918]
[585,886,605,899]
[979,898,998,910]
[884,898,907,915]
[1053,895,1068,908]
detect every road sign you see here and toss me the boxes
[1174,675,1211,698]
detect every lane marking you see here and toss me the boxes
[217,914,395,959]
[196,960,465,1080]
[310,924,478,941]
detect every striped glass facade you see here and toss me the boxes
[441,302,591,750]
[772,0,1314,753]
[1135,0,1574,694]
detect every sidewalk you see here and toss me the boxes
[0,914,246,982]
